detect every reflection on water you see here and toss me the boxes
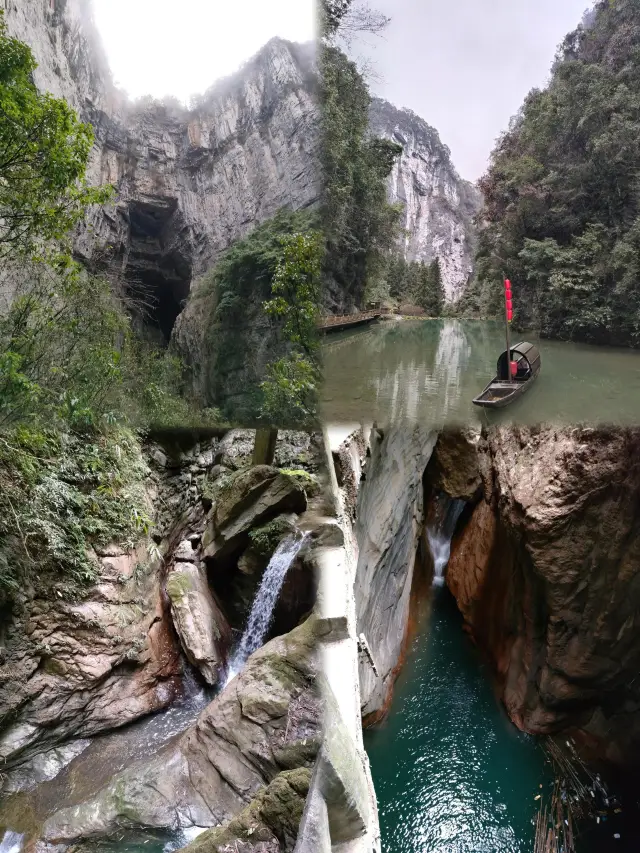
[364,589,553,853]
[322,319,640,426]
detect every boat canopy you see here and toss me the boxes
[497,341,541,381]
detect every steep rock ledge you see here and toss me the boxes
[444,426,640,764]
[369,98,482,302]
[353,426,438,721]
[42,616,321,842]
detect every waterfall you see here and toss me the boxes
[427,495,465,586]
[225,531,309,684]
[0,832,24,853]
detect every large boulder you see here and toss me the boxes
[426,427,482,502]
[42,617,322,843]
[203,467,307,559]
[166,557,232,685]
[446,425,640,764]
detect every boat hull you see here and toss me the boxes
[472,370,539,408]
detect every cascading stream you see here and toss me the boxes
[225,531,309,684]
[427,494,466,586]
[0,832,24,853]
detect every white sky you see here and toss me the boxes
[91,0,316,102]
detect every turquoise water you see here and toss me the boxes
[365,588,553,853]
[322,319,640,426]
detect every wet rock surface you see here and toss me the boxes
[42,617,321,842]
[445,426,640,764]
[353,426,438,720]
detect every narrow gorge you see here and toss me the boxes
[327,423,640,851]
[0,429,329,852]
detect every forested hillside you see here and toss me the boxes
[465,0,640,346]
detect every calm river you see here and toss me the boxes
[321,319,640,426]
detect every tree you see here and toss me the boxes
[0,12,111,259]
[320,0,390,42]
[260,229,323,425]
[321,45,403,309]
[474,0,640,346]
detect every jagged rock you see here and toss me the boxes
[181,768,311,853]
[426,427,482,502]
[354,426,438,720]
[369,98,482,302]
[166,563,232,686]
[204,467,307,560]
[0,545,181,768]
[42,617,321,842]
[446,425,640,764]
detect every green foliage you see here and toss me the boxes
[475,0,640,345]
[0,11,112,260]
[200,209,318,422]
[0,260,214,431]
[260,230,323,425]
[321,45,403,308]
[380,254,445,315]
[263,231,322,358]
[260,353,319,427]
[0,424,150,605]
[248,516,293,558]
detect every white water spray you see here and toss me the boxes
[225,531,309,684]
[427,496,465,586]
[0,832,24,853]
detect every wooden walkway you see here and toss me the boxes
[318,309,387,334]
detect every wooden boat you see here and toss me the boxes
[472,341,541,408]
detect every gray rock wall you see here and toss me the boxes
[5,1,320,342]
[353,425,437,719]
[370,98,482,302]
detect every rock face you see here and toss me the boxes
[369,98,482,302]
[0,543,181,770]
[445,426,640,764]
[353,426,438,720]
[5,2,319,343]
[181,768,311,853]
[43,617,321,842]
[204,467,308,560]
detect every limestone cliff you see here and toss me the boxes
[5,0,319,343]
[369,98,482,302]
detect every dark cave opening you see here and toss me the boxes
[124,199,193,343]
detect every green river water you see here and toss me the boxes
[321,319,640,427]
[365,587,554,853]
[365,583,638,853]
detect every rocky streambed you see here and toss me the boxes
[0,429,331,853]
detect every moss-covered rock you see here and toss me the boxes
[181,769,312,853]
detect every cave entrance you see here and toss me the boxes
[124,198,193,343]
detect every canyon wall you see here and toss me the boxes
[444,426,640,764]
[352,426,437,720]
[369,98,482,302]
[5,1,319,356]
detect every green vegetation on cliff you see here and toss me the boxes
[0,12,110,260]
[196,209,322,425]
[0,21,216,604]
[320,36,403,309]
[470,0,640,346]
[385,256,445,315]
